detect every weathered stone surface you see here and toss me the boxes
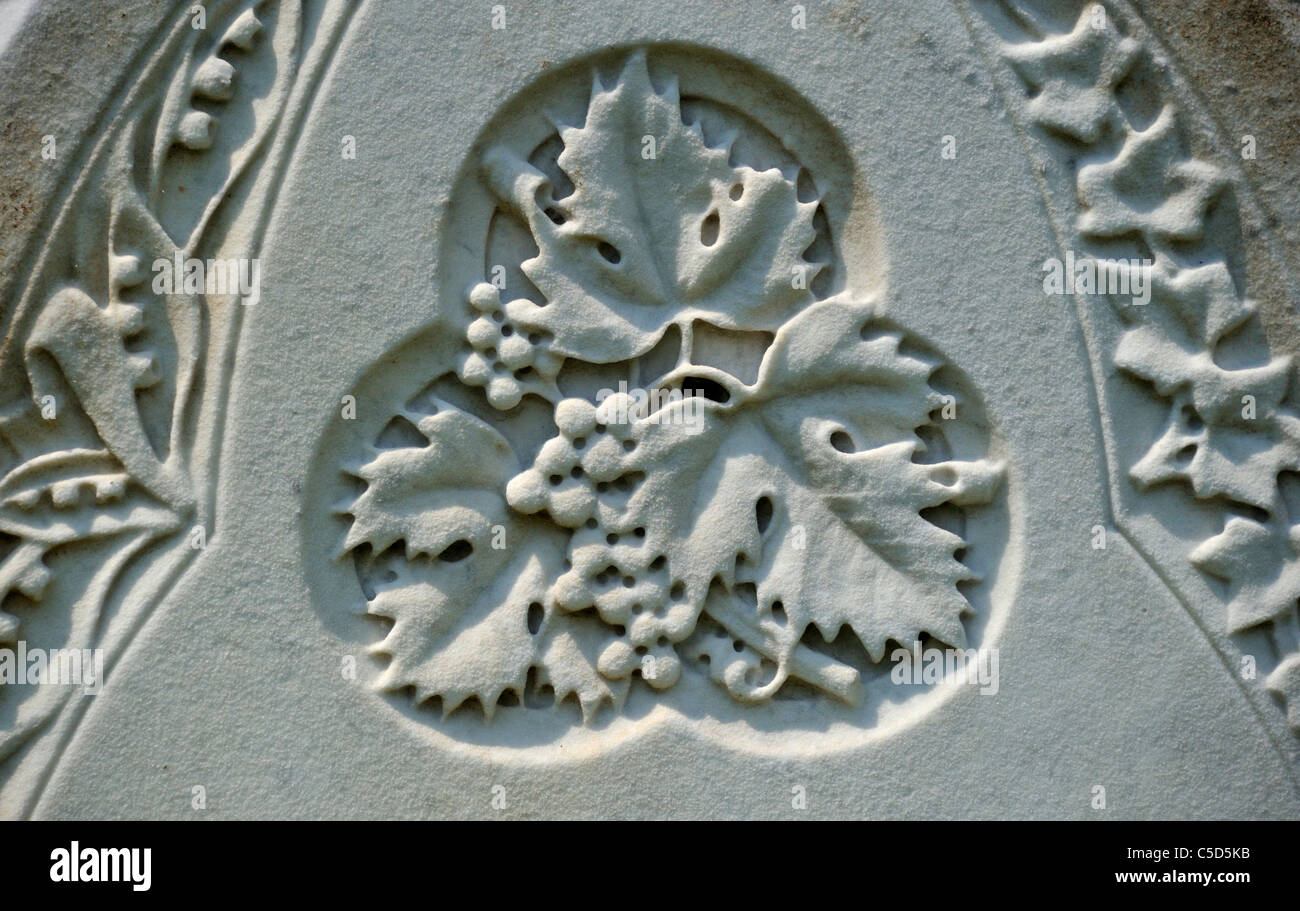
[1,0,1298,819]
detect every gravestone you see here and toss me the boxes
[1,0,1298,819]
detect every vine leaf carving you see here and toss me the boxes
[507,298,1003,702]
[343,401,620,719]
[344,402,519,560]
[342,49,1005,721]
[482,49,822,365]
[534,613,631,719]
[365,555,543,720]
[747,299,1002,662]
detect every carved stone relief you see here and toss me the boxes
[2,0,1298,818]
[0,0,357,816]
[305,47,1014,743]
[969,0,1300,737]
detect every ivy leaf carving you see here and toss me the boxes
[1077,106,1225,243]
[1115,331,1290,431]
[1111,259,1255,348]
[1112,256,1300,515]
[1125,389,1300,514]
[483,49,821,364]
[1265,654,1300,733]
[1190,516,1300,632]
[1001,5,1139,144]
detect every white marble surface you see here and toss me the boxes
[1,0,1298,819]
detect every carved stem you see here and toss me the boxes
[704,597,862,705]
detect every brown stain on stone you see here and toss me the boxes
[0,0,162,310]
[1133,0,1300,358]
[827,1,872,41]
[1133,0,1299,223]
[0,115,45,284]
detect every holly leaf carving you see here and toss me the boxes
[482,49,821,364]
